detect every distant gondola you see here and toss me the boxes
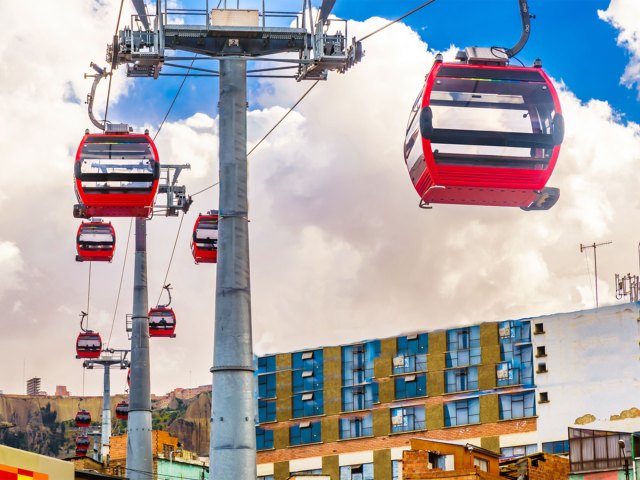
[148,307,177,338]
[76,220,116,262]
[73,132,160,218]
[191,213,219,264]
[404,51,563,210]
[76,331,102,359]
[75,410,91,428]
[115,401,129,420]
[75,435,90,456]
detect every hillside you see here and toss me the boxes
[0,392,211,457]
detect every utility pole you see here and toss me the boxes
[580,241,612,308]
[126,218,152,480]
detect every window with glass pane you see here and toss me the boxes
[342,342,379,387]
[445,367,478,393]
[445,327,481,367]
[342,383,378,412]
[258,476,274,480]
[339,413,372,439]
[290,421,321,446]
[391,406,426,433]
[256,426,273,450]
[258,373,276,399]
[340,463,374,480]
[292,469,323,475]
[394,334,428,374]
[444,398,480,426]
[395,374,427,399]
[542,440,569,454]
[292,391,323,418]
[258,399,276,423]
[392,460,401,480]
[257,355,276,374]
[501,444,538,458]
[292,350,323,391]
[499,391,535,420]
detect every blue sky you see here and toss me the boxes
[112,0,639,128]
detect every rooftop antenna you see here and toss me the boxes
[580,241,612,307]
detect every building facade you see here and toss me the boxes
[255,302,640,480]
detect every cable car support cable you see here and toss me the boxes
[106,218,133,349]
[103,0,126,126]
[358,0,438,42]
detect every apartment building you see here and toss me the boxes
[254,302,640,480]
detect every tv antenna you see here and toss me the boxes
[580,241,612,307]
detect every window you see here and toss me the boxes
[258,399,276,423]
[290,421,321,446]
[498,320,531,343]
[258,476,274,480]
[446,327,481,367]
[534,323,544,334]
[501,444,538,458]
[499,391,535,420]
[539,392,549,403]
[258,373,276,399]
[391,406,425,433]
[542,439,569,455]
[257,355,276,374]
[340,413,372,439]
[394,334,428,374]
[395,373,427,399]
[340,463,374,480]
[342,341,380,386]
[473,458,488,472]
[292,391,323,418]
[292,350,324,392]
[392,460,401,480]
[292,469,322,475]
[537,362,547,373]
[444,398,480,426]
[536,346,546,357]
[445,367,478,393]
[256,427,273,450]
[342,383,378,412]
[500,343,533,386]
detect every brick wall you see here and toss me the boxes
[529,453,570,480]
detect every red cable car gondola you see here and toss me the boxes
[115,401,129,420]
[148,307,177,338]
[73,131,160,218]
[76,331,102,359]
[404,50,564,211]
[76,220,116,262]
[191,212,219,264]
[75,435,90,456]
[75,410,91,428]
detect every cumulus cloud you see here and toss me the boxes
[599,0,640,95]
[1,3,640,397]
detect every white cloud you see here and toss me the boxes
[1,5,640,396]
[599,0,640,95]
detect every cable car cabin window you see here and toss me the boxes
[78,137,158,193]
[78,227,114,248]
[194,222,219,249]
[427,68,559,169]
[149,311,175,330]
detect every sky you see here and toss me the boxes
[0,0,639,397]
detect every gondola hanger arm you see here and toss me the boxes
[505,0,533,58]
[84,63,111,131]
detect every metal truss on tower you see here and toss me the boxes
[107,0,363,80]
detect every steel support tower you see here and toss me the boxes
[126,217,152,479]
[83,350,130,463]
[108,3,361,478]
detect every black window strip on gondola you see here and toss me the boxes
[437,67,545,82]
[434,152,550,169]
[429,129,559,148]
[429,99,531,110]
[79,173,157,182]
[85,136,150,144]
